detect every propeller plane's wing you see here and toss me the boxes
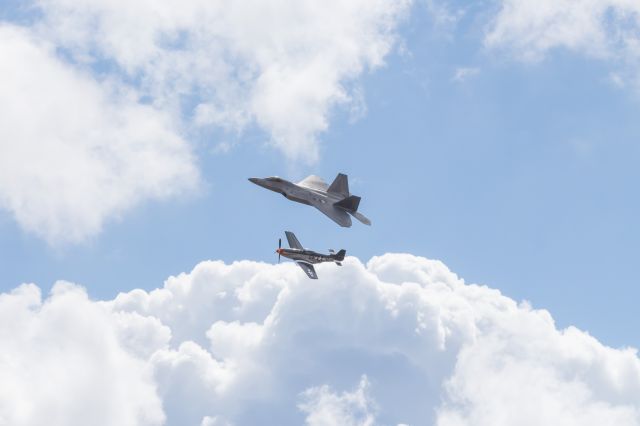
[285,231,303,249]
[296,261,317,279]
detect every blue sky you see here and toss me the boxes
[2,0,639,349]
[3,1,640,425]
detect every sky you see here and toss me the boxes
[1,1,640,425]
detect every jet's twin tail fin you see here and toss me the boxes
[334,195,360,212]
[334,249,346,261]
[328,173,349,197]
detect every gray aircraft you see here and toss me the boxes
[277,231,345,279]
[248,173,371,227]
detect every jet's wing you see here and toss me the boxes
[285,231,303,249]
[311,200,352,227]
[296,261,318,279]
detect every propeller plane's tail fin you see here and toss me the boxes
[284,231,303,249]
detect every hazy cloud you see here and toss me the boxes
[452,67,480,82]
[486,0,640,87]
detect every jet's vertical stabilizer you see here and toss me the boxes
[328,173,349,197]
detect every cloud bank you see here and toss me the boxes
[2,254,639,425]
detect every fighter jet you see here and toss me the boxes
[276,231,345,279]
[248,173,371,227]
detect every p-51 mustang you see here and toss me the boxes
[276,231,345,279]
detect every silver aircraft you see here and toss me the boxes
[248,173,371,227]
[276,231,345,279]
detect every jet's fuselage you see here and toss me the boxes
[248,174,370,227]
[248,177,341,206]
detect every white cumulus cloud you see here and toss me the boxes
[32,0,412,162]
[299,376,377,426]
[1,254,639,425]
[0,25,199,244]
[0,283,165,426]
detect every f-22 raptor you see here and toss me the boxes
[249,173,371,227]
[277,231,345,279]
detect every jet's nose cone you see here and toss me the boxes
[249,177,272,190]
